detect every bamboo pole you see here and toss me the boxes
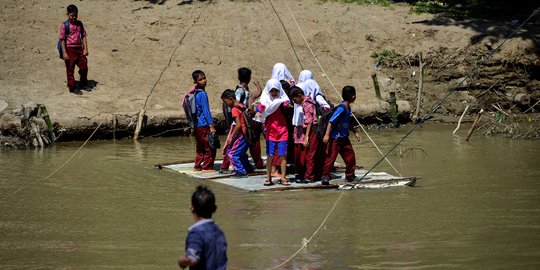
[133,109,145,141]
[414,52,424,122]
[465,109,484,142]
[371,73,382,100]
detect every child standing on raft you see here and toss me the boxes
[321,86,362,185]
[255,79,292,186]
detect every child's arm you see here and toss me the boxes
[227,115,242,146]
[304,122,312,147]
[178,255,195,269]
[82,36,88,56]
[323,122,332,144]
[198,92,216,134]
[350,125,362,142]
[61,39,69,60]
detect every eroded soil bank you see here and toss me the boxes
[0,0,538,148]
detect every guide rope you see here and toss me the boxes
[142,0,214,110]
[1,123,102,201]
[281,0,401,176]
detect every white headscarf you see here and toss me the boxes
[271,63,295,84]
[296,79,331,110]
[260,79,289,118]
[298,70,313,84]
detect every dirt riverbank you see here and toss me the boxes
[0,0,538,147]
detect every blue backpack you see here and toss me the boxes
[57,20,84,59]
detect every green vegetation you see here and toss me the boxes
[370,48,404,67]
[412,1,472,16]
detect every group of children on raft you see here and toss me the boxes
[187,63,361,186]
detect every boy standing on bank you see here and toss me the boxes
[59,4,88,95]
[178,185,227,270]
[192,70,217,172]
[321,86,362,185]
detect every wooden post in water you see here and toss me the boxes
[465,109,483,142]
[112,113,117,141]
[414,52,424,122]
[134,109,145,141]
[388,92,399,128]
[371,73,382,100]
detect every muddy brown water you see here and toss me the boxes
[1,124,539,269]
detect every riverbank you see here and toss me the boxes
[0,0,538,147]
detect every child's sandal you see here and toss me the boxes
[277,179,291,186]
[263,180,274,186]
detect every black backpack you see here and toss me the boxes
[308,100,345,140]
[233,105,262,146]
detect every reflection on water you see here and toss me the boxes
[1,124,539,269]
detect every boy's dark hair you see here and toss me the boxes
[289,86,304,98]
[342,85,356,101]
[191,185,217,219]
[220,89,235,99]
[280,80,291,97]
[238,67,252,83]
[67,4,78,13]
[192,70,205,81]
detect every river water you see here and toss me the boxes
[1,124,539,269]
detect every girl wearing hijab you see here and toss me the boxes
[271,63,295,86]
[296,77,331,111]
[255,79,293,186]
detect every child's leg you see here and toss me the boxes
[193,127,206,170]
[249,140,264,168]
[220,127,234,171]
[65,48,77,90]
[266,156,273,182]
[264,140,276,184]
[276,141,291,184]
[338,137,356,179]
[231,135,250,175]
[221,148,230,171]
[322,139,340,179]
[198,126,215,170]
[304,130,319,181]
[279,156,288,182]
[77,53,88,87]
[294,143,306,179]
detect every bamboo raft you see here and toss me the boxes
[156,160,416,192]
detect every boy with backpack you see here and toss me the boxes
[321,86,362,185]
[184,70,217,172]
[59,4,88,95]
[220,89,254,178]
[220,67,264,173]
[290,86,321,183]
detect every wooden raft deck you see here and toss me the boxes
[157,161,416,192]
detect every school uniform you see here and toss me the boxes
[235,85,264,168]
[322,102,357,180]
[226,104,253,175]
[194,90,216,170]
[297,97,321,181]
[59,20,88,90]
[185,219,228,270]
